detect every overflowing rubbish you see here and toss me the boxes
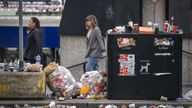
[45,65,78,99]
[0,61,108,100]
[107,26,125,33]
[13,103,77,108]
[1,60,190,104]
[24,63,42,72]
[43,61,108,100]
[77,70,107,99]
[177,90,192,101]
[128,103,135,108]
[0,104,189,108]
[98,104,187,108]
[183,90,192,101]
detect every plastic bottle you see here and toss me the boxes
[3,59,8,71]
[8,60,13,67]
[13,58,18,72]
[17,59,20,70]
[170,16,174,32]
[35,54,41,65]
[8,60,13,72]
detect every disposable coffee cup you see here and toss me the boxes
[160,96,168,101]
[129,103,135,108]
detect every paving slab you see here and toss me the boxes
[0,99,192,108]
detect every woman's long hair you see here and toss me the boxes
[31,17,40,28]
[85,15,98,29]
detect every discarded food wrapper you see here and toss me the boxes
[129,103,135,108]
[105,105,118,108]
[44,62,58,76]
[80,71,102,85]
[157,105,166,108]
[49,101,56,108]
[80,85,90,95]
[25,64,42,72]
[121,105,127,108]
[58,96,65,101]
[99,104,105,108]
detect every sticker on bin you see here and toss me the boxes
[117,37,136,48]
[154,38,174,46]
[118,54,135,76]
[140,62,150,74]
[139,60,151,75]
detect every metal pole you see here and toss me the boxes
[19,0,23,61]
[18,0,24,70]
[55,48,57,62]
[153,2,156,23]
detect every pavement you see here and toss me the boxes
[0,99,192,108]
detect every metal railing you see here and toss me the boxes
[66,57,106,69]
[183,50,192,55]
[67,61,86,69]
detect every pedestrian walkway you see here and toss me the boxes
[0,99,192,108]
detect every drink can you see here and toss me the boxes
[3,64,8,71]
[173,25,178,33]
[163,21,169,32]
[133,23,139,33]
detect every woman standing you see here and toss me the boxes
[85,15,105,72]
[24,17,42,64]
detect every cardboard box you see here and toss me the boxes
[139,27,153,34]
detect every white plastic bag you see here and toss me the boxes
[80,71,102,86]
[183,90,192,101]
[47,66,77,97]
[80,71,103,95]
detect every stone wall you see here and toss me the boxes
[183,38,192,84]
[142,0,165,30]
[60,36,86,67]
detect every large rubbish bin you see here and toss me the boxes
[107,33,182,100]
